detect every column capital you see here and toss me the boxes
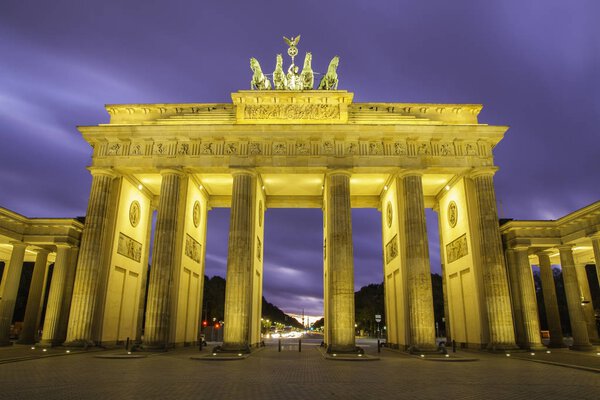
[395,169,424,179]
[506,239,531,251]
[468,166,499,179]
[87,167,117,178]
[557,244,574,252]
[325,169,352,178]
[230,168,257,178]
[34,248,51,255]
[9,241,27,249]
[159,168,186,177]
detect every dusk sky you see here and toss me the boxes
[1,1,598,317]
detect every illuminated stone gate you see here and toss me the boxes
[57,88,520,353]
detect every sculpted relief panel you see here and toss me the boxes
[98,138,485,159]
[117,233,142,262]
[243,104,340,120]
[185,234,202,264]
[446,234,468,264]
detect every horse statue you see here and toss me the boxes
[250,57,272,90]
[299,52,314,90]
[318,56,339,90]
[272,54,287,90]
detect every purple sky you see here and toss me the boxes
[1,1,599,316]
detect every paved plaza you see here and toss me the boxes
[0,339,598,399]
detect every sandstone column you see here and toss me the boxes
[505,248,526,346]
[470,169,517,350]
[18,249,50,344]
[0,242,27,346]
[591,234,600,288]
[399,172,436,351]
[537,253,564,347]
[575,263,599,342]
[325,171,356,353]
[558,245,593,350]
[39,245,72,346]
[221,171,256,352]
[65,168,115,346]
[143,169,184,349]
[512,247,545,350]
[57,247,79,344]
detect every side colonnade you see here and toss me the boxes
[501,202,600,351]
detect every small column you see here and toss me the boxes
[18,249,51,344]
[591,234,600,288]
[39,245,72,346]
[512,247,545,350]
[400,172,436,351]
[558,245,593,351]
[65,168,116,346]
[575,263,599,343]
[505,249,526,347]
[325,171,357,353]
[57,247,79,344]
[143,169,185,349]
[537,253,564,347]
[221,171,257,352]
[0,242,27,346]
[470,168,517,350]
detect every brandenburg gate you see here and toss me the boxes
[2,39,521,354]
[55,78,521,354]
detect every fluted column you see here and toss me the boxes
[65,168,115,346]
[143,169,184,349]
[325,171,356,353]
[400,172,436,351]
[513,247,545,349]
[558,245,593,350]
[57,247,79,344]
[505,249,526,346]
[575,263,599,342]
[470,169,517,350]
[0,242,27,346]
[221,171,256,352]
[39,245,72,346]
[591,234,600,288]
[18,249,50,344]
[537,253,564,347]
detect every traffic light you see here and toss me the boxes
[214,323,220,329]
[202,320,208,327]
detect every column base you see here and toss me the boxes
[16,337,37,345]
[62,339,96,349]
[213,343,251,354]
[486,342,520,352]
[569,344,596,352]
[326,344,364,355]
[0,340,13,347]
[519,343,547,351]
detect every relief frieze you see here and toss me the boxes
[117,232,142,262]
[243,104,340,120]
[446,234,468,264]
[385,235,399,264]
[185,233,202,264]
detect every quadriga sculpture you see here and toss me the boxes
[318,56,339,90]
[272,54,287,90]
[250,57,271,90]
[300,52,314,90]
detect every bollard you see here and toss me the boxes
[278,338,282,352]
[199,340,203,352]
[452,339,456,353]
[299,338,302,352]
[125,337,130,352]
[377,339,381,353]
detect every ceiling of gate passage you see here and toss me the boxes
[132,173,453,207]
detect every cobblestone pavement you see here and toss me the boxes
[0,340,599,400]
